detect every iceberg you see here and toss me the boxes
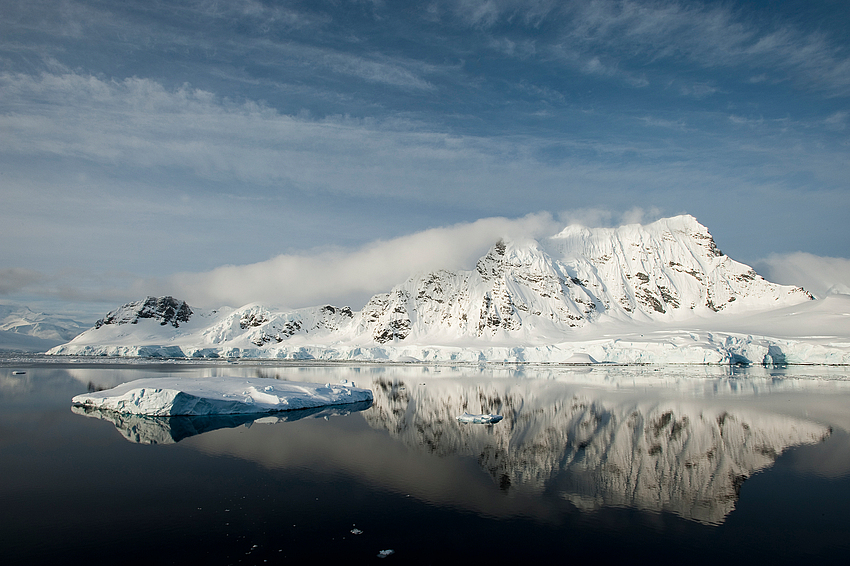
[71,377,373,417]
[457,412,503,424]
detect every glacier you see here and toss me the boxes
[47,215,850,364]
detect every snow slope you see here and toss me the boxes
[47,216,850,364]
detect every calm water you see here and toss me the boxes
[2,357,850,564]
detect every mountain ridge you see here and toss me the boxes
[47,215,850,364]
[0,304,88,352]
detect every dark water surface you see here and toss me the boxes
[2,357,850,564]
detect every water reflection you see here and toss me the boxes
[13,361,845,525]
[364,374,832,525]
[71,401,373,444]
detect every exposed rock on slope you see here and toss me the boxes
[95,296,193,329]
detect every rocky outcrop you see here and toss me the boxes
[95,296,193,329]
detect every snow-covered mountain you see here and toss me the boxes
[0,304,88,351]
[46,215,850,363]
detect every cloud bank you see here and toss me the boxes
[162,213,562,309]
[755,253,850,299]
[3,211,848,318]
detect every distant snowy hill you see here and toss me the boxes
[0,304,88,352]
[47,216,850,364]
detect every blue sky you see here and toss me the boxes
[1,0,849,319]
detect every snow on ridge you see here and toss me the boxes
[46,215,849,364]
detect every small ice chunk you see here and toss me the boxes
[377,549,394,558]
[562,352,598,364]
[457,412,503,424]
[350,528,363,535]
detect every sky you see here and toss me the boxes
[1,0,849,321]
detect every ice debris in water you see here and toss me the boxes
[377,549,395,558]
[350,528,363,535]
[457,412,503,424]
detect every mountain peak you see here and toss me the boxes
[95,296,193,329]
[49,216,834,363]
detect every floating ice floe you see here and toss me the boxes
[457,412,503,424]
[71,377,373,416]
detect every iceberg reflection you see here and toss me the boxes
[72,400,373,444]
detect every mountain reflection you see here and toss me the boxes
[71,400,373,444]
[364,376,830,525]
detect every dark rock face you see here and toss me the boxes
[240,311,269,329]
[96,297,193,329]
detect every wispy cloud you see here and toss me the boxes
[262,42,439,91]
[439,0,850,95]
[824,111,848,131]
[1,1,849,318]
[0,72,444,192]
[756,253,850,298]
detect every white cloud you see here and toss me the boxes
[153,208,668,310]
[755,252,850,299]
[160,213,562,309]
